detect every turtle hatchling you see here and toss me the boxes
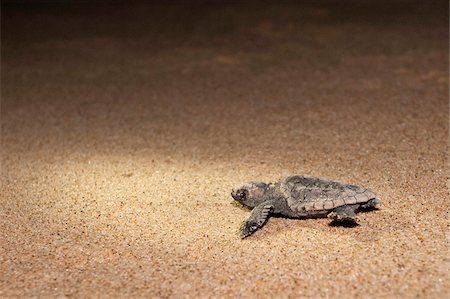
[231,175,380,238]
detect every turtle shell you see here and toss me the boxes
[281,176,376,213]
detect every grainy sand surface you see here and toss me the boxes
[1,1,449,298]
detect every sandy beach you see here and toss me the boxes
[1,1,449,297]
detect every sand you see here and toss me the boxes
[1,1,449,298]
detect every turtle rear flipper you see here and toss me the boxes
[240,201,274,238]
[327,205,357,223]
[359,198,380,210]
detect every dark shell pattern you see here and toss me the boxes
[281,176,376,213]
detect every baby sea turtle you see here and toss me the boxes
[231,175,380,238]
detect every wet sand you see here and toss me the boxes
[1,1,449,298]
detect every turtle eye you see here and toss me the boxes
[240,189,248,199]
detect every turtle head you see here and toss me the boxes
[231,182,268,208]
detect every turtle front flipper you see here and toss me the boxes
[240,201,274,238]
